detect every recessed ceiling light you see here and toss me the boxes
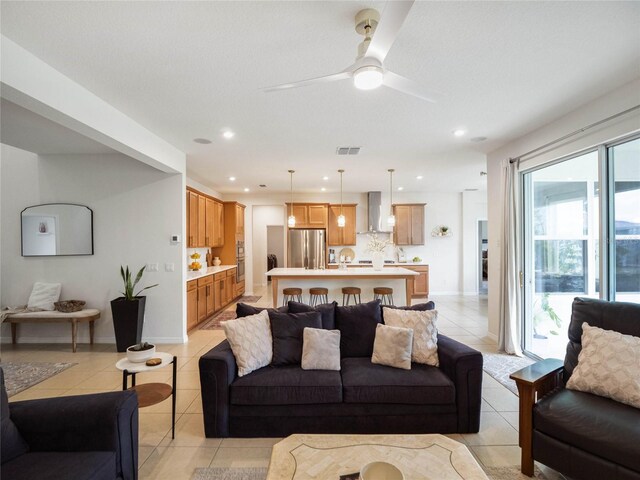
[222,131,235,139]
[229,176,236,181]
[453,129,466,137]
[243,187,250,192]
[321,187,326,192]
[193,138,212,144]
[416,175,423,180]
[322,176,329,181]
[397,186,404,191]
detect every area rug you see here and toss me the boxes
[0,361,76,397]
[192,465,551,480]
[237,295,262,303]
[483,352,535,395]
[199,310,237,330]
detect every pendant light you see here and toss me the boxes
[287,170,296,228]
[337,169,346,227]
[387,169,396,227]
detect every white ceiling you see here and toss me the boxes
[0,99,116,155]
[2,1,639,193]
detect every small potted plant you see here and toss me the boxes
[126,341,156,363]
[111,266,158,352]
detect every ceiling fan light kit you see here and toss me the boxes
[262,1,436,103]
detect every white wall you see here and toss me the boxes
[486,78,640,340]
[1,144,186,344]
[230,189,474,296]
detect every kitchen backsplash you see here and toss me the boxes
[329,233,428,263]
[187,248,210,270]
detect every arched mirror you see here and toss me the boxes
[21,203,94,256]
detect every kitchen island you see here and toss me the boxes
[266,267,418,307]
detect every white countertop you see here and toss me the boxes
[187,265,236,281]
[327,262,428,267]
[266,267,418,277]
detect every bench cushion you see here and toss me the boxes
[230,365,342,405]
[1,451,117,480]
[534,388,640,473]
[341,357,456,405]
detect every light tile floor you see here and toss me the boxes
[1,288,564,479]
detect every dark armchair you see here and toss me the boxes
[1,368,139,480]
[510,297,640,480]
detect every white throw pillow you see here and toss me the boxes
[566,322,640,409]
[371,323,413,370]
[222,310,272,377]
[27,282,62,311]
[301,328,341,371]
[383,308,439,366]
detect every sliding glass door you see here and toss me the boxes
[522,151,600,359]
[522,135,640,359]
[610,138,640,302]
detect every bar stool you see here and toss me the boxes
[342,287,361,306]
[309,287,329,306]
[373,287,394,306]
[282,287,303,306]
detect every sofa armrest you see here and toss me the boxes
[199,339,237,437]
[10,390,138,480]
[509,358,564,476]
[437,334,483,433]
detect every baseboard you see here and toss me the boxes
[487,332,498,342]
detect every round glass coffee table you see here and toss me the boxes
[116,352,177,438]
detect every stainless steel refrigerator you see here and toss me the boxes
[288,229,326,269]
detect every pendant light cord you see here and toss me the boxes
[339,169,344,216]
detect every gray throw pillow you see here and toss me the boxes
[301,328,341,371]
[371,324,414,370]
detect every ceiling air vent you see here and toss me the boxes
[336,147,361,155]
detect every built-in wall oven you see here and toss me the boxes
[236,241,245,282]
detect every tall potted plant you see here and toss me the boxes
[111,266,158,352]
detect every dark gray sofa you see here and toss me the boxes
[199,300,483,437]
[1,368,139,480]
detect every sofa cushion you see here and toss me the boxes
[288,301,337,330]
[341,357,455,405]
[1,372,29,464]
[336,299,382,358]
[223,310,272,377]
[382,301,435,321]
[534,388,640,473]
[564,297,640,381]
[302,328,341,371]
[371,324,413,370]
[269,311,322,366]
[1,451,116,480]
[230,364,342,405]
[236,303,287,318]
[383,308,439,366]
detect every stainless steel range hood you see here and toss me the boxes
[357,191,393,234]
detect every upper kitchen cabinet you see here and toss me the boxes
[235,203,245,236]
[286,203,328,229]
[328,204,357,246]
[186,187,224,248]
[393,204,425,245]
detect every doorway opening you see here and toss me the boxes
[478,220,488,295]
[266,225,285,283]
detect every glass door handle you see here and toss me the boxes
[519,271,524,289]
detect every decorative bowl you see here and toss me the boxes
[126,344,156,363]
[360,462,404,480]
[54,300,86,313]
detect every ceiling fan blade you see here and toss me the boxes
[365,0,414,63]
[383,71,438,103]
[262,70,352,92]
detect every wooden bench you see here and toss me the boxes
[3,309,100,352]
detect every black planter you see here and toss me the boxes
[111,296,146,352]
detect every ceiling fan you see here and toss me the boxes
[262,1,437,103]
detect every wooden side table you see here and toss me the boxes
[116,352,177,439]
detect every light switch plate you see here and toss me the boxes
[147,263,159,272]
[165,263,175,272]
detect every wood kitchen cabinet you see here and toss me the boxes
[393,204,425,246]
[187,280,198,330]
[328,204,357,246]
[186,187,225,248]
[407,265,429,298]
[286,203,328,229]
[235,204,245,236]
